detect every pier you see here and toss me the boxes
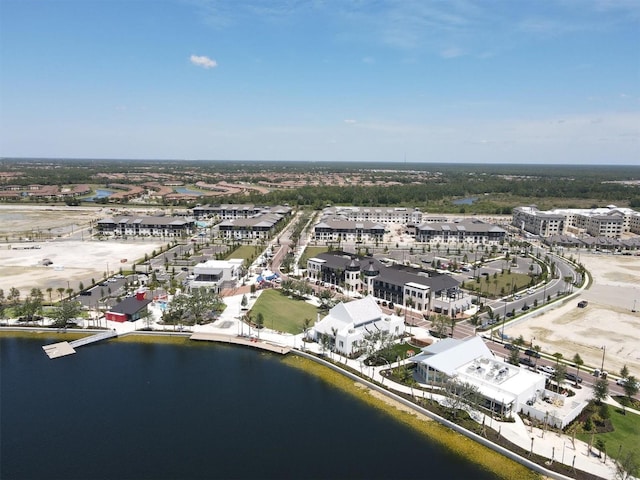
[190,332,291,355]
[43,329,118,359]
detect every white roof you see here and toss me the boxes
[412,336,546,403]
[411,336,491,376]
[314,296,400,337]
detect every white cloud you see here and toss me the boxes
[343,119,357,124]
[190,54,218,69]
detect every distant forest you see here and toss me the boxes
[1,158,639,213]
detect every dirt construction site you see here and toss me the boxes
[503,253,640,377]
[1,205,639,376]
[0,205,165,298]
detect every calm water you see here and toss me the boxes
[175,187,203,196]
[1,337,499,480]
[84,189,114,201]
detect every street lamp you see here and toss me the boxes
[600,345,606,374]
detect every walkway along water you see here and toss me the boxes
[292,348,613,480]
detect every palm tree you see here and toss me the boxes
[572,353,584,386]
[46,287,53,305]
[57,287,65,301]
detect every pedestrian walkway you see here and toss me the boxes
[296,338,626,480]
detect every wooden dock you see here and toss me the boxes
[43,330,118,359]
[190,332,291,355]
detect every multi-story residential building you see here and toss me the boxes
[415,220,507,245]
[513,205,638,239]
[192,204,292,219]
[313,219,386,242]
[513,207,566,237]
[96,216,195,237]
[322,206,423,224]
[216,213,286,240]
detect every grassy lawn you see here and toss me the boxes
[462,271,533,299]
[250,289,318,334]
[577,406,640,463]
[225,245,263,263]
[299,246,329,268]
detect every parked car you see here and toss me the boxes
[504,343,517,350]
[616,377,633,386]
[577,300,588,308]
[538,365,556,375]
[565,372,583,383]
[524,349,541,358]
[519,357,534,367]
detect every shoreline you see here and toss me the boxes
[1,329,541,480]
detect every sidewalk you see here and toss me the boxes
[293,338,623,480]
[106,286,628,480]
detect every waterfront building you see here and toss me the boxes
[411,337,545,415]
[411,336,587,428]
[310,296,405,356]
[105,290,152,322]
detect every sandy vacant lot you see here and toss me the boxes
[505,253,640,376]
[0,239,165,297]
[0,206,165,297]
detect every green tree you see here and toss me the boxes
[507,346,520,366]
[50,299,82,328]
[17,288,44,322]
[430,314,448,338]
[622,376,638,402]
[8,287,20,305]
[593,377,609,405]
[255,312,264,337]
[552,363,567,393]
[186,288,223,325]
[620,364,629,379]
[615,450,640,480]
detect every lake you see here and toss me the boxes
[0,336,500,480]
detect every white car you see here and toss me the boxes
[538,365,556,375]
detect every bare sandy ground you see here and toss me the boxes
[0,240,165,297]
[0,206,165,297]
[505,253,640,376]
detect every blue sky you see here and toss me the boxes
[1,0,638,164]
